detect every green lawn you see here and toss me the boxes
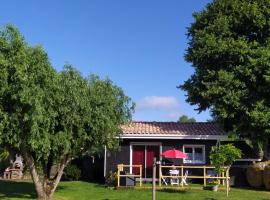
[0,180,269,200]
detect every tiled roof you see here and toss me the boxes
[121,121,227,136]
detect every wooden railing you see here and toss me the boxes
[116,164,230,196]
[159,165,230,187]
[117,164,142,187]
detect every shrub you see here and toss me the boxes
[105,171,117,187]
[64,164,81,181]
[246,163,264,188]
[210,144,242,174]
[263,164,270,190]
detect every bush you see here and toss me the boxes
[263,164,270,190]
[64,164,81,181]
[105,171,117,187]
[246,163,264,188]
[0,148,10,173]
[210,144,242,173]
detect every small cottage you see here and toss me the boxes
[104,121,228,179]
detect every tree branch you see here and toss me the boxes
[50,154,71,195]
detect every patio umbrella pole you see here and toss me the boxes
[152,157,156,200]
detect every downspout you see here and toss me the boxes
[104,145,107,178]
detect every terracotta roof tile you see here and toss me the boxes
[121,121,227,136]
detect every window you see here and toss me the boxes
[183,145,205,164]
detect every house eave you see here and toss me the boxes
[120,134,228,140]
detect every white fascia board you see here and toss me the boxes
[120,134,228,140]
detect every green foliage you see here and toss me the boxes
[0,24,133,159]
[0,147,9,161]
[210,144,241,173]
[178,115,196,123]
[180,0,270,150]
[0,24,134,198]
[64,164,81,181]
[0,147,10,172]
[105,171,118,187]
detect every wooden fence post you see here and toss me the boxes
[203,166,206,186]
[181,166,184,187]
[226,167,229,197]
[152,157,156,200]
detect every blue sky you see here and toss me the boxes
[0,0,212,122]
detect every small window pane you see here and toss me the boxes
[185,147,192,153]
[194,147,203,163]
[195,148,202,153]
[184,147,193,163]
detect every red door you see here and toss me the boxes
[132,146,145,176]
[146,146,159,178]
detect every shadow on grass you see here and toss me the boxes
[0,180,36,199]
[159,188,187,194]
[0,180,70,199]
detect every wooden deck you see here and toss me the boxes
[116,164,231,196]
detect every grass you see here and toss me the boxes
[0,180,269,200]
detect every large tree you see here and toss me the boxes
[180,0,270,158]
[0,25,134,199]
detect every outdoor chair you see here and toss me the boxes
[169,169,179,185]
[161,176,169,185]
[160,167,170,185]
[180,170,189,186]
[161,177,167,185]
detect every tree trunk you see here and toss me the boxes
[47,155,71,198]
[21,146,48,199]
[21,146,70,200]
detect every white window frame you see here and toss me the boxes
[183,144,205,164]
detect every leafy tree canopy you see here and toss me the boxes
[178,115,196,123]
[0,25,134,199]
[180,0,270,154]
[210,144,241,173]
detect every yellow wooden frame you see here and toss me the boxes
[117,164,142,187]
[159,165,230,196]
[116,164,230,196]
